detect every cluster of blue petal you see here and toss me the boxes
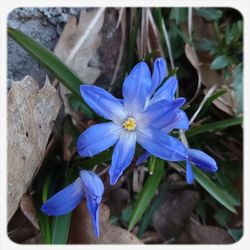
[41,170,104,237]
[77,58,218,185]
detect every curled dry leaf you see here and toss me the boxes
[69,200,143,244]
[152,190,199,240]
[20,195,39,230]
[54,9,104,124]
[8,76,62,221]
[54,9,104,83]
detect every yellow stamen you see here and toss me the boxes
[123,117,136,131]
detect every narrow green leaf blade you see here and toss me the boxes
[186,117,243,138]
[52,214,72,244]
[128,158,165,230]
[8,27,83,99]
[193,167,237,213]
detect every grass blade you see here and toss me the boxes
[8,27,83,99]
[128,158,165,230]
[52,214,72,244]
[186,117,242,137]
[137,183,168,237]
[193,167,237,213]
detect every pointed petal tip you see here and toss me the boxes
[109,168,122,185]
[40,204,47,214]
[109,174,119,186]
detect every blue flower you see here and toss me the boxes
[133,59,218,183]
[77,58,189,185]
[185,149,218,184]
[41,170,104,238]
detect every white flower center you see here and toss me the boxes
[123,117,136,131]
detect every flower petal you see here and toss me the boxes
[151,58,168,95]
[80,85,127,123]
[123,62,152,115]
[150,76,178,104]
[41,178,84,216]
[109,131,136,185]
[77,122,121,157]
[137,127,188,161]
[136,151,151,165]
[188,149,218,172]
[158,110,189,132]
[186,160,194,184]
[80,170,104,238]
[136,98,186,129]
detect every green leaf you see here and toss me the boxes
[169,8,188,24]
[195,8,222,21]
[8,28,86,102]
[77,150,113,169]
[232,64,243,115]
[210,55,231,70]
[38,212,52,244]
[137,183,168,237]
[228,228,243,241]
[52,214,72,244]
[8,27,93,117]
[128,158,165,230]
[195,38,217,53]
[39,174,53,244]
[193,167,237,213]
[186,117,243,138]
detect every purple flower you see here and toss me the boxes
[77,58,189,185]
[41,170,104,238]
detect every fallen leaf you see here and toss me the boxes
[69,201,143,244]
[152,190,199,240]
[54,9,104,83]
[177,218,234,244]
[20,195,39,230]
[185,43,199,70]
[104,188,130,216]
[53,9,104,124]
[8,207,41,244]
[200,63,235,116]
[8,75,62,221]
[183,13,239,116]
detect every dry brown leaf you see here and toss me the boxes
[54,9,104,123]
[69,201,143,244]
[183,13,237,116]
[152,190,199,240]
[20,195,39,230]
[54,9,104,83]
[200,63,235,116]
[185,43,200,70]
[177,218,234,244]
[8,75,62,221]
[104,187,129,216]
